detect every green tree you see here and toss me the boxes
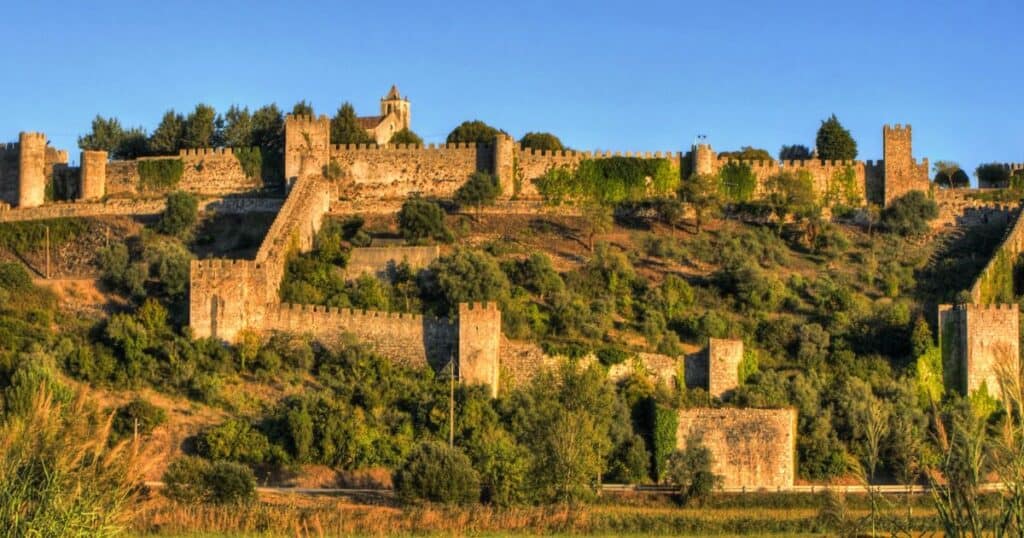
[219,105,253,147]
[519,132,564,152]
[429,248,510,310]
[447,120,502,144]
[291,100,314,117]
[389,128,423,146]
[976,163,1011,188]
[815,114,858,160]
[149,110,185,155]
[881,191,938,236]
[182,104,217,149]
[397,196,452,243]
[779,144,812,160]
[717,146,774,162]
[330,102,374,145]
[196,418,271,465]
[156,191,198,237]
[934,161,970,189]
[581,202,614,251]
[162,457,256,506]
[454,171,501,216]
[679,173,722,233]
[79,116,149,159]
[718,161,757,202]
[765,170,817,226]
[665,436,722,505]
[394,441,480,505]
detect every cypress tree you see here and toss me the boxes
[815,114,858,160]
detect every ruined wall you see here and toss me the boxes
[189,259,267,341]
[329,143,489,199]
[345,245,440,280]
[80,150,107,200]
[177,148,262,194]
[708,338,743,399]
[968,204,1024,304]
[18,132,47,208]
[676,408,797,489]
[458,302,501,397]
[261,303,455,370]
[882,124,930,204]
[939,304,1020,399]
[285,115,330,183]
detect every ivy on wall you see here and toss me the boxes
[976,249,1015,305]
[233,147,262,180]
[718,161,756,202]
[534,157,679,205]
[826,165,861,208]
[137,159,184,191]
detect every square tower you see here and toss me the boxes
[284,115,330,185]
[457,302,501,397]
[939,303,1020,400]
[882,124,929,205]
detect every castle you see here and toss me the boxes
[4,91,1024,489]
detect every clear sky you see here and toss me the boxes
[2,0,1021,179]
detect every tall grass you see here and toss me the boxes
[0,388,149,536]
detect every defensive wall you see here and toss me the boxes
[683,338,743,399]
[677,408,797,489]
[0,196,282,223]
[345,245,440,280]
[978,163,1024,188]
[105,147,263,197]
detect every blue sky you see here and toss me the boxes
[2,0,1021,178]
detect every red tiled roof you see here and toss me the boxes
[357,116,383,129]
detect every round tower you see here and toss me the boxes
[18,132,47,208]
[692,143,716,177]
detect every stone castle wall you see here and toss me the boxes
[18,133,48,208]
[515,145,685,199]
[939,304,1020,399]
[103,148,262,197]
[708,338,743,399]
[285,115,330,182]
[968,203,1024,304]
[345,245,440,280]
[676,408,797,489]
[0,196,281,223]
[882,124,930,204]
[330,143,490,200]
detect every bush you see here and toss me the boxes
[232,147,261,179]
[138,158,184,191]
[394,441,480,505]
[454,171,501,212]
[639,398,678,482]
[665,435,721,505]
[162,456,256,505]
[976,163,1011,188]
[446,120,501,144]
[596,346,631,366]
[111,397,167,441]
[196,418,272,465]
[389,128,423,146]
[157,191,198,237]
[519,132,563,152]
[880,191,938,236]
[397,196,452,243]
[718,160,757,202]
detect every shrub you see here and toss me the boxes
[446,120,501,144]
[157,191,198,237]
[718,160,757,202]
[397,196,452,243]
[519,132,563,152]
[137,158,184,191]
[976,163,1011,188]
[394,441,480,505]
[389,128,423,146]
[454,171,501,212]
[665,435,722,505]
[162,456,255,506]
[640,398,678,482]
[880,191,938,236]
[111,397,167,441]
[196,418,271,465]
[232,147,262,179]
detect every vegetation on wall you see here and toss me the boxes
[389,128,423,146]
[137,158,184,191]
[330,102,374,145]
[447,120,503,144]
[232,147,262,180]
[815,114,858,161]
[519,132,564,152]
[534,157,679,205]
[718,160,757,202]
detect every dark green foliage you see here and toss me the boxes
[330,102,374,145]
[881,191,938,236]
[291,100,314,117]
[394,441,481,505]
[815,114,857,160]
[934,162,970,188]
[232,147,261,180]
[454,171,501,211]
[219,105,253,147]
[182,104,217,149]
[718,160,757,202]
[535,157,678,205]
[717,146,774,162]
[639,398,678,482]
[519,132,564,152]
[149,110,185,155]
[162,456,256,506]
[196,418,272,465]
[137,159,184,191]
[779,144,812,160]
[446,120,502,144]
[78,115,149,159]
[397,196,452,243]
[0,218,87,254]
[596,346,631,366]
[157,191,198,237]
[666,436,721,505]
[389,128,423,146]
[111,397,167,441]
[426,248,510,314]
[976,163,1011,188]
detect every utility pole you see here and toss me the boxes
[44,225,50,279]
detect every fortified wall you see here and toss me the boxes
[345,245,440,280]
[0,133,69,208]
[105,147,263,196]
[691,125,928,206]
[676,408,797,489]
[684,338,743,399]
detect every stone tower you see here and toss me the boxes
[692,143,716,177]
[493,133,515,198]
[882,124,929,205]
[80,150,107,200]
[18,132,47,208]
[284,114,330,185]
[380,85,410,131]
[458,302,501,397]
[707,338,743,399]
[938,303,1020,400]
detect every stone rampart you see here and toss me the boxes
[939,303,1020,399]
[968,203,1024,304]
[708,338,743,399]
[515,145,685,199]
[330,142,491,200]
[0,196,282,223]
[676,408,797,489]
[103,148,262,197]
[346,245,440,280]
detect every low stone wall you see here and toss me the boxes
[677,408,797,490]
[0,197,282,223]
[346,246,440,279]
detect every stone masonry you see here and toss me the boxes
[939,303,1020,399]
[677,408,797,489]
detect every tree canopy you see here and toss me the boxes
[389,128,423,146]
[779,144,812,161]
[519,132,564,152]
[330,103,374,145]
[717,146,773,162]
[446,120,503,144]
[815,114,858,160]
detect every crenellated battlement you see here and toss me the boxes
[267,302,448,324]
[515,145,681,159]
[331,141,487,152]
[19,132,47,143]
[178,146,260,157]
[190,258,260,280]
[285,114,330,125]
[883,123,912,133]
[459,301,499,313]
